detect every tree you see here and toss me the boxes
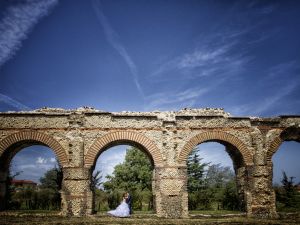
[204,164,238,210]
[187,148,208,193]
[187,147,239,211]
[39,166,62,192]
[103,147,153,210]
[91,170,103,191]
[222,180,239,210]
[6,166,23,209]
[103,147,153,192]
[187,147,210,210]
[275,171,299,209]
[39,166,62,210]
[205,164,234,188]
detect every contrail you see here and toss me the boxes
[0,93,31,111]
[91,0,144,98]
[0,0,59,68]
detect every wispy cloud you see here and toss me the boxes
[0,93,31,111]
[0,0,58,68]
[146,9,278,112]
[145,87,210,111]
[267,61,299,79]
[151,24,255,81]
[230,83,297,116]
[229,61,300,116]
[92,0,144,98]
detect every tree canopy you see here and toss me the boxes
[103,147,153,192]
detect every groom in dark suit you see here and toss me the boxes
[125,192,132,215]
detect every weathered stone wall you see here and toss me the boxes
[0,107,299,218]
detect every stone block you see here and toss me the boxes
[63,167,90,180]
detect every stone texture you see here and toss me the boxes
[0,107,299,218]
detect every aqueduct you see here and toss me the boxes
[0,107,299,218]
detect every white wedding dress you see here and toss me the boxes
[107,199,130,217]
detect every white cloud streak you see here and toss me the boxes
[145,87,210,111]
[0,0,58,68]
[152,45,251,83]
[146,16,276,112]
[230,83,297,117]
[92,0,144,98]
[229,61,299,116]
[0,93,31,111]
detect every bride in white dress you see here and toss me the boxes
[107,193,130,217]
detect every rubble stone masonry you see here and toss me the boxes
[0,107,299,218]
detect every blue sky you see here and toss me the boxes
[1,0,299,184]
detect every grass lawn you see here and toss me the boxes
[189,210,242,215]
[0,211,299,225]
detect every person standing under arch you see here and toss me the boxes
[125,192,132,215]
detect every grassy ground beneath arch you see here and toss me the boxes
[0,210,299,225]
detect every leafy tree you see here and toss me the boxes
[39,166,62,192]
[187,147,239,211]
[103,147,153,210]
[205,164,234,188]
[103,147,153,192]
[94,189,109,212]
[38,166,62,210]
[205,164,237,210]
[222,180,239,210]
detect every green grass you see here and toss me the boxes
[0,214,300,225]
[3,209,60,214]
[189,210,242,215]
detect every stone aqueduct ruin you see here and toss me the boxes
[0,107,299,218]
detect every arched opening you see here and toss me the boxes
[90,141,155,216]
[0,141,63,212]
[186,140,246,216]
[271,127,300,213]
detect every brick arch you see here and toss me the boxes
[266,127,300,165]
[0,131,68,165]
[178,131,253,165]
[84,131,163,167]
[266,137,282,165]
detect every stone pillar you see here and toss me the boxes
[248,153,278,218]
[236,166,247,211]
[154,166,188,218]
[61,167,93,216]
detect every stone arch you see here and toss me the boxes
[0,131,68,166]
[178,131,253,165]
[266,126,300,165]
[84,131,163,167]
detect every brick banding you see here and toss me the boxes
[266,137,285,165]
[0,131,68,165]
[84,131,163,167]
[178,131,253,165]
